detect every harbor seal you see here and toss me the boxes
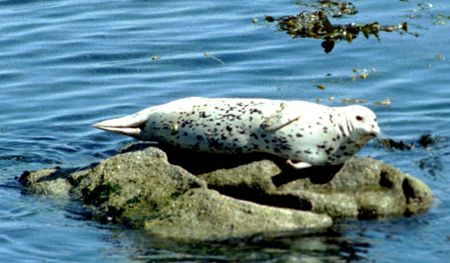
[94,97,380,169]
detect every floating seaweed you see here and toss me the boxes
[376,134,438,151]
[351,68,375,80]
[315,84,327,90]
[341,98,367,104]
[374,98,391,107]
[377,138,413,151]
[417,134,437,148]
[296,0,357,18]
[266,1,410,53]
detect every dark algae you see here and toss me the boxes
[377,134,438,151]
[377,134,442,176]
[265,0,410,52]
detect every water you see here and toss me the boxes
[0,0,449,261]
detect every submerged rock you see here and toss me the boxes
[19,145,433,240]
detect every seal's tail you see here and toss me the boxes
[93,107,155,137]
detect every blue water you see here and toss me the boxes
[1,0,449,261]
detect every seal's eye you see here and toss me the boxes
[356,115,363,121]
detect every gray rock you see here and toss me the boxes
[199,157,433,219]
[145,188,331,240]
[19,147,332,241]
[18,168,72,197]
[19,145,433,240]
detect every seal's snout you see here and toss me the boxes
[369,131,379,138]
[371,123,380,136]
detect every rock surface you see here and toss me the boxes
[19,147,331,240]
[19,145,433,240]
[199,157,433,219]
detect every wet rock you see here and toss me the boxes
[199,157,433,219]
[19,145,433,240]
[147,189,331,240]
[19,147,331,241]
[18,168,72,197]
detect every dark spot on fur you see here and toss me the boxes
[279,144,291,151]
[250,133,259,140]
[250,108,263,115]
[325,147,334,155]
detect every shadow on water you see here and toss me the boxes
[102,212,437,262]
[105,226,371,262]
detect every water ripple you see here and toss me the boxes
[0,0,449,261]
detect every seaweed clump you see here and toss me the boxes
[376,134,442,175]
[266,1,409,53]
[376,134,438,151]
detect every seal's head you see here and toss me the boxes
[341,105,380,144]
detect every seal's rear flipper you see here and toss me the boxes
[286,159,312,169]
[93,107,157,138]
[93,116,143,137]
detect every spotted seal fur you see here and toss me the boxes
[94,97,380,169]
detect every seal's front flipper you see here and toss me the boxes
[261,116,300,132]
[259,102,303,132]
[286,159,312,169]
